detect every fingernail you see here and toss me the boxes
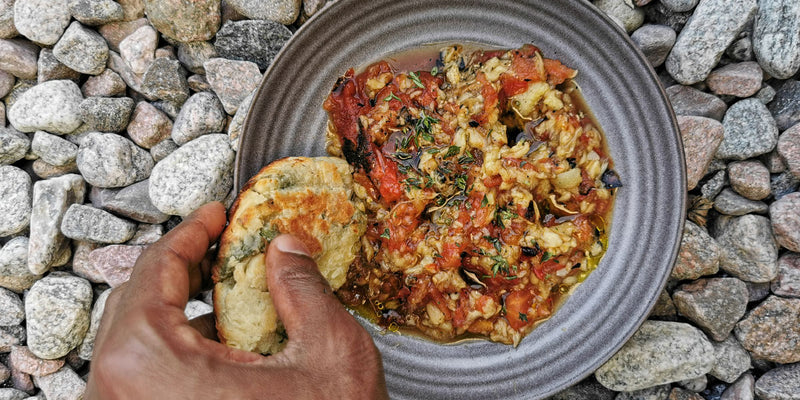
[272,234,311,257]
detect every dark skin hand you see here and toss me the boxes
[85,202,389,400]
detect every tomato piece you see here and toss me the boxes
[543,58,576,85]
[438,242,462,270]
[452,289,470,328]
[483,175,502,188]
[505,290,533,331]
[473,72,498,125]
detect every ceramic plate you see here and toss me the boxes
[237,0,685,398]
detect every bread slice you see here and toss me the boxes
[212,157,366,354]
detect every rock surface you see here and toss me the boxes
[677,116,723,190]
[727,160,770,200]
[76,132,153,188]
[79,96,134,133]
[779,123,800,179]
[672,221,719,281]
[0,128,30,166]
[32,366,85,400]
[713,214,778,283]
[225,0,300,25]
[0,237,41,293]
[0,166,31,238]
[27,174,85,275]
[60,204,137,244]
[68,0,124,25]
[709,336,751,384]
[717,99,779,160]
[712,188,768,216]
[754,362,800,400]
[665,85,727,120]
[7,80,84,134]
[144,0,221,42]
[171,92,226,145]
[52,21,109,75]
[752,0,800,80]
[13,0,71,46]
[705,62,762,98]
[91,180,169,224]
[769,192,800,252]
[203,57,261,114]
[89,244,144,287]
[25,273,92,359]
[30,130,78,167]
[672,277,748,341]
[735,296,800,364]
[77,288,110,360]
[127,101,173,149]
[772,253,800,298]
[213,20,292,70]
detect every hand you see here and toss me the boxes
[85,202,389,400]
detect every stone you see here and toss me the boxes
[771,172,800,200]
[649,289,677,319]
[184,300,213,319]
[144,0,221,42]
[36,48,80,84]
[0,388,28,400]
[0,237,40,293]
[757,85,776,105]
[668,388,703,400]
[726,37,756,62]
[76,132,153,188]
[118,0,143,21]
[672,221,720,280]
[177,41,217,74]
[25,273,92,359]
[89,245,144,287]
[769,80,800,132]
[226,0,300,25]
[712,188,768,216]
[127,101,173,149]
[119,25,157,75]
[140,58,190,105]
[188,74,211,92]
[735,296,800,363]
[705,62,762,98]
[666,85,727,121]
[32,366,85,400]
[720,374,754,400]
[151,99,181,118]
[677,116,724,190]
[0,39,38,80]
[68,0,124,25]
[615,385,672,400]
[7,80,83,135]
[710,336,751,384]
[0,0,17,39]
[593,0,644,32]
[98,18,149,53]
[81,69,126,97]
[8,367,33,395]
[27,174,85,275]
[665,0,756,85]
[31,159,79,179]
[52,21,109,75]
[727,160,770,200]
[79,96,134,132]
[227,89,253,150]
[303,0,327,16]
[643,1,692,31]
[752,0,800,80]
[713,214,778,283]
[70,241,103,283]
[595,321,714,392]
[149,134,234,216]
[106,50,142,94]
[770,192,800,252]
[673,277,748,341]
[0,129,29,166]
[126,223,163,245]
[549,378,615,400]
[660,0,698,13]
[763,148,786,173]
[772,253,800,298]
[13,0,70,46]
[0,166,31,237]
[172,92,226,145]
[150,138,178,162]
[155,45,176,60]
[214,20,292,71]
[77,288,110,360]
[204,58,262,114]
[746,281,771,303]
[630,24,676,68]
[754,362,800,400]
[8,346,63,376]
[0,70,14,98]
[0,325,25,352]
[779,123,800,179]
[91,180,169,224]
[717,99,779,160]
[60,204,136,244]
[0,288,23,326]
[30,131,78,167]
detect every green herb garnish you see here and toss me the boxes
[408,71,425,88]
[380,228,391,239]
[384,92,401,102]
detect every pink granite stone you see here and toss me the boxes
[89,245,145,287]
[9,346,65,377]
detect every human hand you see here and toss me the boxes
[85,202,389,400]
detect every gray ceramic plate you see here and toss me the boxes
[238,0,685,398]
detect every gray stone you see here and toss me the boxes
[31,159,79,179]
[79,96,134,132]
[177,41,217,74]
[0,0,17,39]
[720,373,754,400]
[757,85,776,105]
[32,366,85,400]
[60,204,136,244]
[187,74,210,92]
[678,375,707,392]
[771,172,800,200]
[204,58,261,114]
[226,0,300,25]
[214,20,292,71]
[0,128,29,166]
[13,0,70,46]
[0,39,38,80]
[631,24,677,68]
[172,92,226,145]
[643,1,692,31]
[770,192,800,252]
[763,148,786,173]
[752,0,800,80]
[143,0,221,42]
[713,188,768,216]
[90,244,143,287]
[119,25,157,75]
[127,101,173,149]
[673,277,748,341]
[27,174,85,275]
[550,378,615,400]
[0,325,25,352]
[125,223,162,245]
[68,0,123,25]
[150,138,178,162]
[91,180,169,224]
[717,99,779,160]
[0,389,28,400]
[614,385,672,400]
[755,362,800,400]
[593,0,644,32]
[666,85,727,121]
[77,288,110,360]
[36,48,80,84]
[303,0,327,16]
[779,123,800,179]
[714,214,778,282]
[98,17,148,53]
[140,58,190,105]
[735,296,800,364]
[747,281,771,303]
[0,166,31,238]
[0,70,14,98]
[710,336,751,383]
[227,89,253,150]
[678,116,724,190]
[9,346,64,376]
[7,80,83,134]
[668,388,704,399]
[769,80,800,132]
[727,160,770,200]
[25,273,91,359]
[30,131,78,167]
[53,21,109,75]
[706,61,762,98]
[76,132,153,188]
[106,50,142,94]
[726,37,754,62]
[672,220,720,280]
[184,299,212,320]
[665,0,757,85]
[149,134,234,216]
[771,253,800,298]
[660,0,698,12]
[649,288,677,319]
[81,69,126,97]
[151,99,181,119]
[0,288,23,326]
[595,321,715,392]
[0,238,40,293]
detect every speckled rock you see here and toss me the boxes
[126,223,163,245]
[0,238,40,293]
[714,214,778,283]
[665,0,756,84]
[27,174,85,275]
[717,99,779,160]
[666,85,727,121]
[7,80,83,134]
[779,124,800,179]
[89,244,144,287]
[615,385,673,400]
[0,288,23,326]
[68,0,123,25]
[188,74,210,92]
[0,388,28,400]
[76,132,153,188]
[140,58,190,105]
[763,148,786,173]
[594,0,645,32]
[204,57,261,114]
[32,366,85,400]
[668,388,703,400]
[214,20,292,70]
[712,188,768,216]
[127,101,173,149]
[119,25,157,75]
[771,172,800,200]
[52,21,109,75]
[678,116,724,190]
[13,0,70,46]
[149,134,234,216]
[0,0,17,39]
[706,62,762,98]
[772,253,800,298]
[752,0,800,80]
[770,192,800,252]
[650,289,677,319]
[30,131,78,167]
[150,138,178,162]
[144,0,221,42]
[710,335,751,384]
[91,179,169,224]
[735,296,800,364]
[0,128,30,165]
[757,85,776,105]
[769,80,800,132]
[226,0,300,25]
[727,160,770,200]
[9,346,63,376]
[0,70,14,98]
[0,166,31,238]
[630,24,676,68]
[0,325,25,352]
[98,18,149,53]
[70,241,103,283]
[25,273,91,359]
[77,288,110,360]
[673,277,748,341]
[81,69,126,97]
[31,159,79,179]
[754,362,800,400]
[176,41,217,75]
[60,204,136,244]
[672,221,720,280]
[118,0,143,20]
[721,373,754,400]
[79,96,134,132]
[595,321,715,392]
[172,92,226,145]
[36,48,80,83]
[227,90,253,150]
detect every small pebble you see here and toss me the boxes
[706,61,762,98]
[631,24,677,68]
[0,166,31,238]
[0,388,28,400]
[27,174,85,275]
[70,241,104,283]
[752,0,800,80]
[7,79,84,135]
[31,366,85,400]
[177,41,217,75]
[650,289,678,319]
[188,74,211,92]
[727,160,770,200]
[79,96,135,132]
[150,138,178,162]
[0,0,17,39]
[25,273,92,359]
[761,148,786,173]
[91,179,170,224]
[0,237,40,293]
[143,0,221,42]
[8,346,64,376]
[127,101,174,149]
[98,17,149,53]
[594,0,645,32]
[768,80,800,131]
[119,25,157,75]
[89,244,144,287]
[769,192,800,252]
[712,188,768,216]
[615,385,672,400]
[225,0,300,25]
[709,335,751,384]
[771,253,800,298]
[60,204,137,244]
[660,0,698,13]
[214,20,292,70]
[204,57,262,114]
[126,223,163,245]
[0,70,14,98]
[725,37,754,62]
[672,220,720,281]
[754,360,800,400]
[36,48,80,83]
[227,90,254,150]
[52,21,109,75]
[770,171,800,200]
[672,277,748,341]
[720,373,754,400]
[713,214,778,283]
[118,0,144,21]
[76,132,153,188]
[31,159,79,179]
[0,128,30,165]
[140,58,190,105]
[0,325,25,352]
[717,98,779,160]
[778,123,800,179]
[13,0,71,46]
[735,295,800,363]
[666,85,727,121]
[172,91,226,145]
[756,85,776,104]
[68,0,124,26]
[678,116,724,190]
[30,131,78,167]
[0,288,24,326]
[77,288,110,360]
[184,300,213,319]
[81,69,127,97]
